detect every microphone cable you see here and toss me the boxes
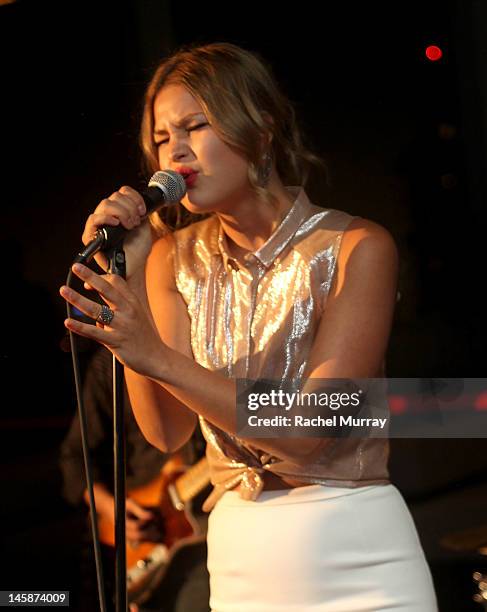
[65,267,108,612]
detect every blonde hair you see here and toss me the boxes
[140,42,325,233]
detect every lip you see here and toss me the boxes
[175,166,197,176]
[184,172,199,188]
[174,167,199,188]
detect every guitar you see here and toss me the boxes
[97,455,210,604]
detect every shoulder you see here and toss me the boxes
[172,215,219,277]
[146,231,177,292]
[172,215,217,247]
[293,205,357,262]
[331,217,398,297]
[149,215,216,257]
[340,217,398,264]
[147,216,218,292]
[296,206,397,270]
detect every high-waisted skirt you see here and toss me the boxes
[207,484,438,612]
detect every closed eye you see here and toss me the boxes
[190,122,208,131]
[154,122,209,147]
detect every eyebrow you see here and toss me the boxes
[153,112,206,135]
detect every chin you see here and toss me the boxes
[180,194,215,215]
[182,184,248,215]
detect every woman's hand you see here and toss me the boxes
[60,263,166,378]
[82,185,153,278]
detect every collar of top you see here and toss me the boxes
[215,187,313,272]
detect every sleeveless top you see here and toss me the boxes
[172,187,390,511]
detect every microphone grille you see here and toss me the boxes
[148,170,187,204]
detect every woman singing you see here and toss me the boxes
[60,42,438,611]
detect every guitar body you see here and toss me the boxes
[97,455,210,603]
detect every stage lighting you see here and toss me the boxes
[425,45,443,61]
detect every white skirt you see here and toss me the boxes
[207,484,438,612]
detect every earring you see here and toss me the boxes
[260,151,273,187]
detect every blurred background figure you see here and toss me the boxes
[60,346,211,612]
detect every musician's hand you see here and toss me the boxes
[82,185,153,279]
[60,263,168,378]
[125,498,163,545]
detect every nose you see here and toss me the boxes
[170,146,187,162]
[168,137,192,163]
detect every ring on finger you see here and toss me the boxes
[96,304,115,326]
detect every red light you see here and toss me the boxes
[474,392,487,411]
[425,45,443,61]
[388,395,408,415]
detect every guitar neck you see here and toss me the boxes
[175,457,210,504]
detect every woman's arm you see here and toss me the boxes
[303,217,399,380]
[123,234,198,453]
[63,218,398,463]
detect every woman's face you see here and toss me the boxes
[153,83,252,214]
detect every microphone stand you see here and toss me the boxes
[107,246,128,612]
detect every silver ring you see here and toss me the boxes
[96,304,115,326]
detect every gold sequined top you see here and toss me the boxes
[172,187,390,511]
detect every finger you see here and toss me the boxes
[119,185,146,215]
[82,213,121,246]
[60,285,113,323]
[63,316,113,344]
[105,196,142,229]
[101,191,143,227]
[70,263,131,303]
[84,273,124,293]
[126,498,154,520]
[82,204,140,246]
[88,212,121,229]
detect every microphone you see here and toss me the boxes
[74,170,186,264]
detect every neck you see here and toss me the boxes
[216,176,295,258]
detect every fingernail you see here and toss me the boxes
[72,263,84,273]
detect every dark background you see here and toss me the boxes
[1,0,486,610]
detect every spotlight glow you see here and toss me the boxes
[425,45,443,61]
